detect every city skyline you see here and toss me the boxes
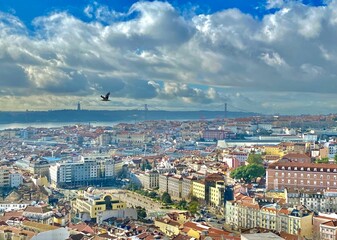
[0,0,336,115]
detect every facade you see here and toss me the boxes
[209,181,225,209]
[225,200,313,238]
[0,203,29,212]
[167,175,183,200]
[320,220,337,240]
[154,218,180,237]
[72,189,126,220]
[286,189,337,213]
[181,176,195,200]
[138,171,159,190]
[10,172,23,188]
[192,180,206,201]
[158,173,172,193]
[23,205,54,224]
[267,162,337,191]
[0,166,9,188]
[49,155,124,187]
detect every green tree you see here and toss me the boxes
[316,157,329,163]
[136,207,147,220]
[161,192,172,204]
[334,154,337,163]
[230,164,265,183]
[188,201,199,214]
[247,153,263,165]
[177,200,188,210]
[245,164,266,182]
[148,191,158,199]
[230,166,246,181]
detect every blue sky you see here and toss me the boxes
[0,0,336,114]
[0,0,326,24]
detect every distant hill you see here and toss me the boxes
[0,109,258,124]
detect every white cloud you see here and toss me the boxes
[0,0,337,114]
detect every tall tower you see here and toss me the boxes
[144,104,148,120]
[77,102,81,111]
[224,102,227,119]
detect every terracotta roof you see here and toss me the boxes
[322,220,337,227]
[24,206,52,214]
[22,220,59,232]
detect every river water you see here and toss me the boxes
[0,121,124,130]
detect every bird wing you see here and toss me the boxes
[101,95,105,99]
[105,92,110,99]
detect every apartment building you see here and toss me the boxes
[320,220,337,240]
[226,199,313,238]
[158,173,172,193]
[49,155,124,188]
[23,205,54,224]
[9,171,23,188]
[209,181,225,209]
[138,170,159,190]
[181,176,196,200]
[286,189,337,213]
[192,180,206,201]
[0,166,9,187]
[167,175,183,200]
[267,162,337,191]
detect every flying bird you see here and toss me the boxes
[101,92,110,101]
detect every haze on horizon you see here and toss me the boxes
[0,0,336,115]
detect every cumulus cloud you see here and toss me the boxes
[0,0,337,114]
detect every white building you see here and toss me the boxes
[9,172,23,188]
[0,202,29,212]
[50,155,124,187]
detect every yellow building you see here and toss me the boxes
[192,180,206,201]
[209,181,225,208]
[288,210,313,238]
[154,218,180,236]
[72,188,126,219]
[264,146,284,157]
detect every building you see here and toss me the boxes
[0,202,29,212]
[167,175,183,200]
[320,219,337,240]
[286,189,337,213]
[158,173,172,194]
[72,188,126,220]
[181,176,196,200]
[226,199,313,238]
[0,166,9,188]
[49,155,124,188]
[138,170,159,190]
[192,180,206,201]
[209,181,225,210]
[9,171,23,188]
[154,218,181,237]
[23,205,54,224]
[267,162,337,191]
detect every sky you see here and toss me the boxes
[0,0,336,115]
